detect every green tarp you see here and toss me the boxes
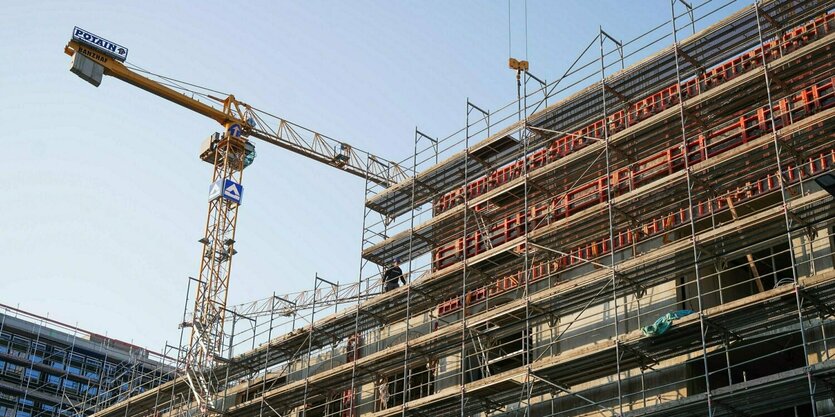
[641,310,694,337]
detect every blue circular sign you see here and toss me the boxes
[228,123,243,138]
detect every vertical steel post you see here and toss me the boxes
[257,294,278,417]
[301,274,323,416]
[753,2,818,414]
[520,62,534,417]
[459,99,472,417]
[173,276,195,415]
[670,2,715,415]
[59,324,79,416]
[400,128,433,413]
[218,308,252,412]
[18,316,43,415]
[348,159,375,417]
[599,28,625,416]
[96,338,111,413]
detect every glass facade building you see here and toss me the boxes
[0,304,173,417]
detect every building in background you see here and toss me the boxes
[0,304,174,417]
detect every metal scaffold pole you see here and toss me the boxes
[399,127,432,414]
[669,2,716,415]
[754,2,818,414]
[349,154,377,417]
[459,98,473,417]
[301,274,327,416]
[256,293,279,417]
[599,26,625,416]
[520,61,535,416]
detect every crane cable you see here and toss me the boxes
[508,0,512,60]
[507,0,530,61]
[524,0,528,61]
[122,65,293,128]
[124,62,229,106]
[126,62,229,96]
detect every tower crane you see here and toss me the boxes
[64,27,405,415]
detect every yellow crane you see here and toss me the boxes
[64,27,404,415]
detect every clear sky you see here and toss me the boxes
[0,1,743,352]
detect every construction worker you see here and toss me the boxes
[383,258,406,292]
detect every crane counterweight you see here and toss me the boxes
[69,50,104,87]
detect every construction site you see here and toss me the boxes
[7,0,835,416]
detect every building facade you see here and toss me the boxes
[0,304,172,417]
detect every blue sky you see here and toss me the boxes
[0,1,742,351]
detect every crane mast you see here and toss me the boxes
[64,28,404,415]
[187,131,247,413]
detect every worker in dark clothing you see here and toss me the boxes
[383,258,406,292]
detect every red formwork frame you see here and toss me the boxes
[432,74,835,271]
[432,12,835,216]
[437,146,835,317]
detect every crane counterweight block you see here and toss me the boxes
[69,48,104,87]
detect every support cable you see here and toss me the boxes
[125,62,229,97]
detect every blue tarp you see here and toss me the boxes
[641,310,694,337]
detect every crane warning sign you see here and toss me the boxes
[72,27,128,62]
[209,179,244,204]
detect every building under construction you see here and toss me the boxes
[80,0,835,415]
[0,304,172,417]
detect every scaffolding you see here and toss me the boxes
[88,0,835,415]
[0,303,176,417]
